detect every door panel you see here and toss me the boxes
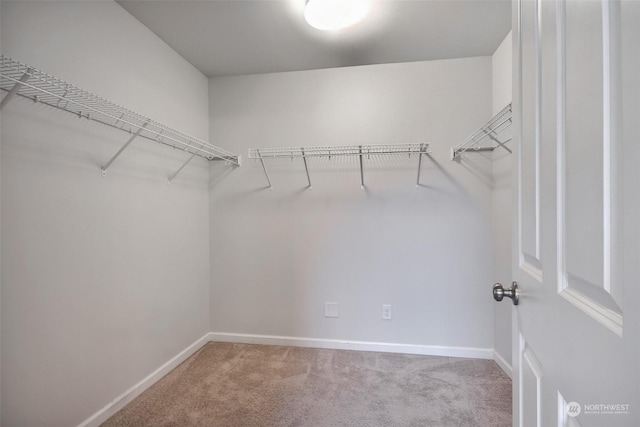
[564,0,605,291]
[518,0,543,280]
[521,338,543,427]
[559,0,622,334]
[512,0,639,426]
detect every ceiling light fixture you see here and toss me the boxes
[304,0,372,31]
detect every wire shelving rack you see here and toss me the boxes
[0,55,241,182]
[248,143,430,189]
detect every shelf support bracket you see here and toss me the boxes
[257,149,273,189]
[0,69,32,111]
[101,121,149,176]
[301,148,312,188]
[416,143,425,187]
[487,132,512,154]
[168,152,197,186]
[359,145,365,189]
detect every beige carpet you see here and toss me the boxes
[102,342,511,427]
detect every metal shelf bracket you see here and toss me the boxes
[167,152,197,186]
[167,154,242,187]
[0,68,31,111]
[359,145,365,189]
[416,143,427,187]
[256,149,273,189]
[301,148,311,188]
[102,121,149,176]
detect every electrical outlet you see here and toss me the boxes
[324,302,339,318]
[382,304,392,320]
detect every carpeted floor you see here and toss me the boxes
[102,342,512,427]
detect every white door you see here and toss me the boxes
[506,0,639,426]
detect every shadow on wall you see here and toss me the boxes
[4,101,211,187]
[209,162,236,188]
[456,156,494,188]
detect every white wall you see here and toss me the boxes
[491,32,513,371]
[208,58,496,351]
[1,2,211,426]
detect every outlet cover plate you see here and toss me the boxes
[324,302,339,318]
[382,304,392,320]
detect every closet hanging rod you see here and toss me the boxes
[248,143,430,189]
[451,103,512,160]
[0,55,241,173]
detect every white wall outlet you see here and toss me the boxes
[382,304,392,320]
[324,302,339,318]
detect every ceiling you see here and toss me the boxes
[117,0,511,78]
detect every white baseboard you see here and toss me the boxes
[493,349,513,379]
[77,332,213,427]
[210,332,493,360]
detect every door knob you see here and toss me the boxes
[493,282,519,305]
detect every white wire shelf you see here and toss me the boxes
[0,55,240,181]
[451,103,512,160]
[248,143,430,189]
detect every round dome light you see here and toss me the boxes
[304,0,372,31]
